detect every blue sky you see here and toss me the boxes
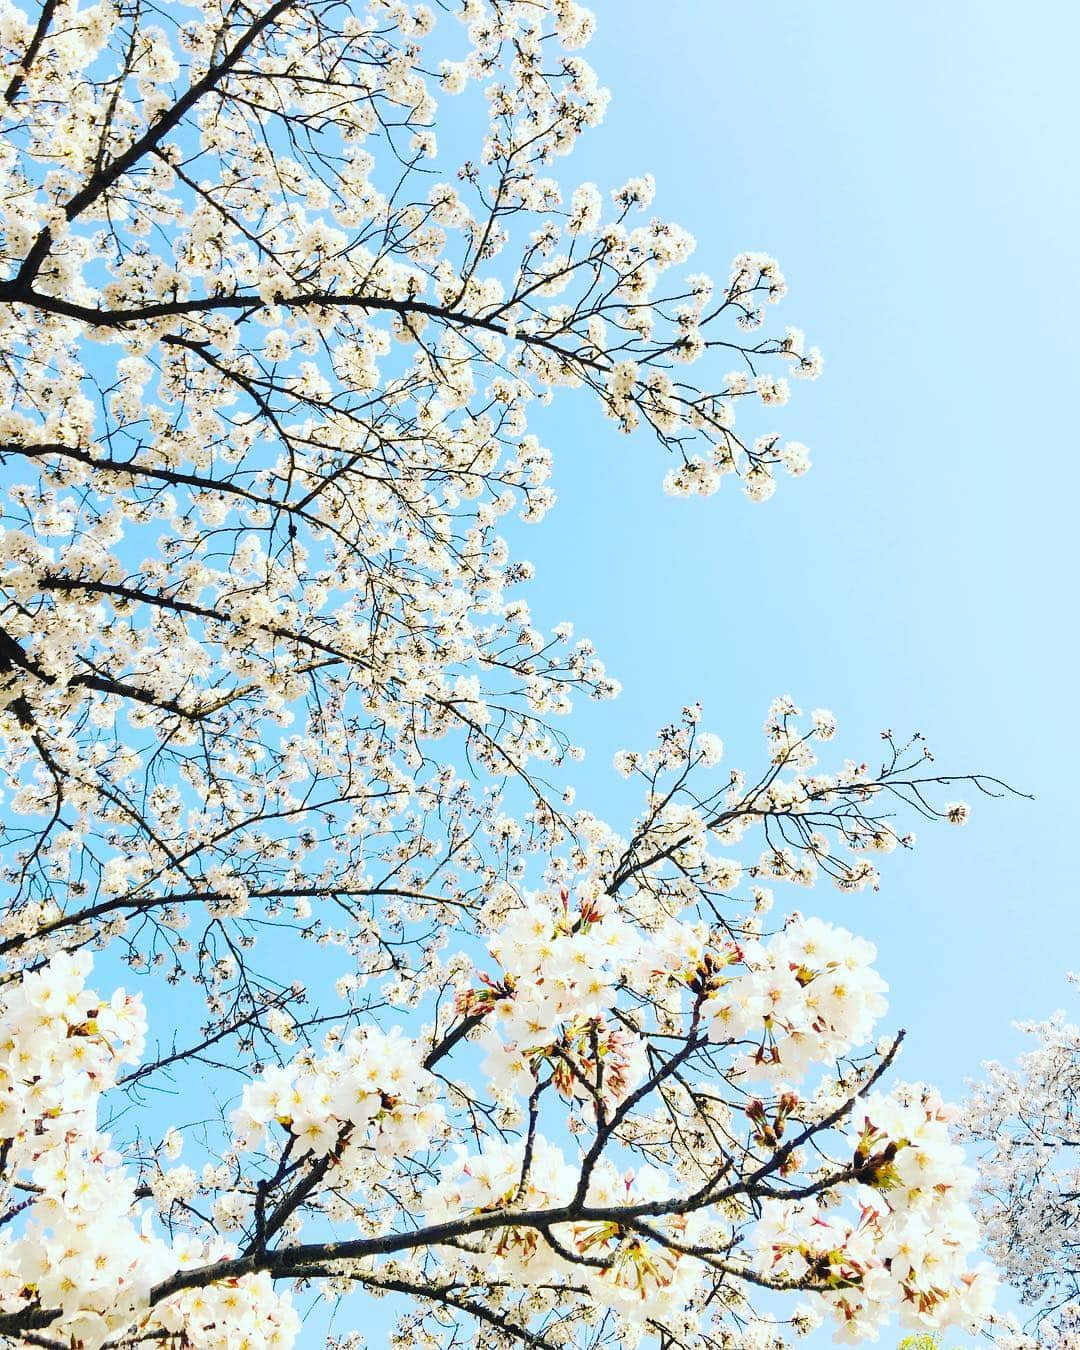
[517,0,1080,1109]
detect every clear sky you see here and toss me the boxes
[516,0,1080,1112]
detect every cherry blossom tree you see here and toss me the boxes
[962,977,1080,1350]
[0,1,1019,1347]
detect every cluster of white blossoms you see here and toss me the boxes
[232,1026,444,1167]
[0,952,157,1345]
[459,891,649,1111]
[155,1255,300,1350]
[961,977,1080,1347]
[756,1085,996,1342]
[610,698,932,906]
[986,1307,1080,1350]
[0,953,299,1348]
[423,1136,708,1327]
[0,951,144,1140]
[438,870,1000,1345]
[702,916,889,1079]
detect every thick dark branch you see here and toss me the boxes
[3,0,59,105]
[0,286,606,379]
[423,1012,485,1070]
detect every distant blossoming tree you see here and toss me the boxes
[0,0,1015,1346]
[962,978,1080,1350]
